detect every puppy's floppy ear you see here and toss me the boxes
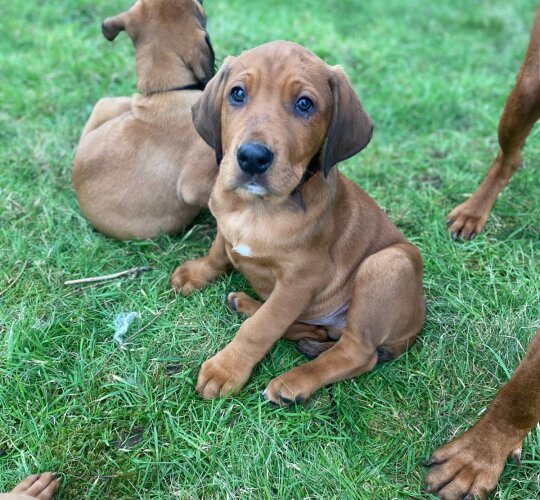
[101,13,127,41]
[190,33,216,87]
[192,56,235,165]
[322,65,373,176]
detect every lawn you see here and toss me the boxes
[1,0,539,498]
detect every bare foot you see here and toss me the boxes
[2,473,60,500]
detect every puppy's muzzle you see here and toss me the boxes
[237,142,274,175]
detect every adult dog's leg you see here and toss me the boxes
[448,10,540,239]
[425,328,540,500]
[171,231,231,295]
[263,243,424,405]
[81,97,132,137]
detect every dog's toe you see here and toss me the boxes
[196,350,252,399]
[226,292,238,311]
[278,393,295,405]
[511,447,522,465]
[274,391,305,406]
[264,374,311,406]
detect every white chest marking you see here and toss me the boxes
[232,244,252,257]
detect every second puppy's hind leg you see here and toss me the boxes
[81,97,132,137]
[171,231,231,295]
[263,243,424,405]
[227,291,329,341]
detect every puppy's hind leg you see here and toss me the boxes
[263,243,424,405]
[227,291,329,341]
[81,96,132,137]
[226,291,263,315]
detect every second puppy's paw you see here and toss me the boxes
[170,259,220,295]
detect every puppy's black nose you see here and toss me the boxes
[237,143,274,175]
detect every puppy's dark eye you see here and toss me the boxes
[230,87,246,104]
[295,96,314,114]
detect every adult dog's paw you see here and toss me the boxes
[196,349,253,398]
[425,426,522,499]
[447,199,490,240]
[170,259,219,295]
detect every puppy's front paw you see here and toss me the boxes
[263,367,316,406]
[170,259,219,295]
[196,348,253,399]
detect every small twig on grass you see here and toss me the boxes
[0,262,29,298]
[64,266,154,286]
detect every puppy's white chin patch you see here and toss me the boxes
[233,244,252,257]
[244,183,268,196]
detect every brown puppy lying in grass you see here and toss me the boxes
[73,0,216,240]
[171,41,425,405]
[426,328,540,499]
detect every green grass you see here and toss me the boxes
[1,0,539,497]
